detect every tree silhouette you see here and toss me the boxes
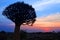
[2,2,36,40]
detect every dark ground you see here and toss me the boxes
[0,31,60,40]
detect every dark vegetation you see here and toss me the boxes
[0,30,60,40]
[2,2,36,40]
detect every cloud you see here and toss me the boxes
[32,0,60,11]
[34,12,60,27]
[37,12,60,22]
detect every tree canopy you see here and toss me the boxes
[2,2,36,25]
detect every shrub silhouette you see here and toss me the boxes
[20,30,27,40]
[2,2,36,40]
[0,31,7,40]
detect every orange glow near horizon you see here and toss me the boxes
[33,18,60,27]
[34,21,60,27]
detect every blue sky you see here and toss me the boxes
[0,0,60,32]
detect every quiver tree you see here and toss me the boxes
[2,2,36,40]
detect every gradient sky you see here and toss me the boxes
[0,0,60,32]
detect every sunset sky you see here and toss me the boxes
[0,0,60,32]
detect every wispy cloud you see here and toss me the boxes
[32,0,60,11]
[34,12,60,27]
[37,12,60,22]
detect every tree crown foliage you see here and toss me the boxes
[2,2,36,25]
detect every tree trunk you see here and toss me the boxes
[13,23,21,40]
